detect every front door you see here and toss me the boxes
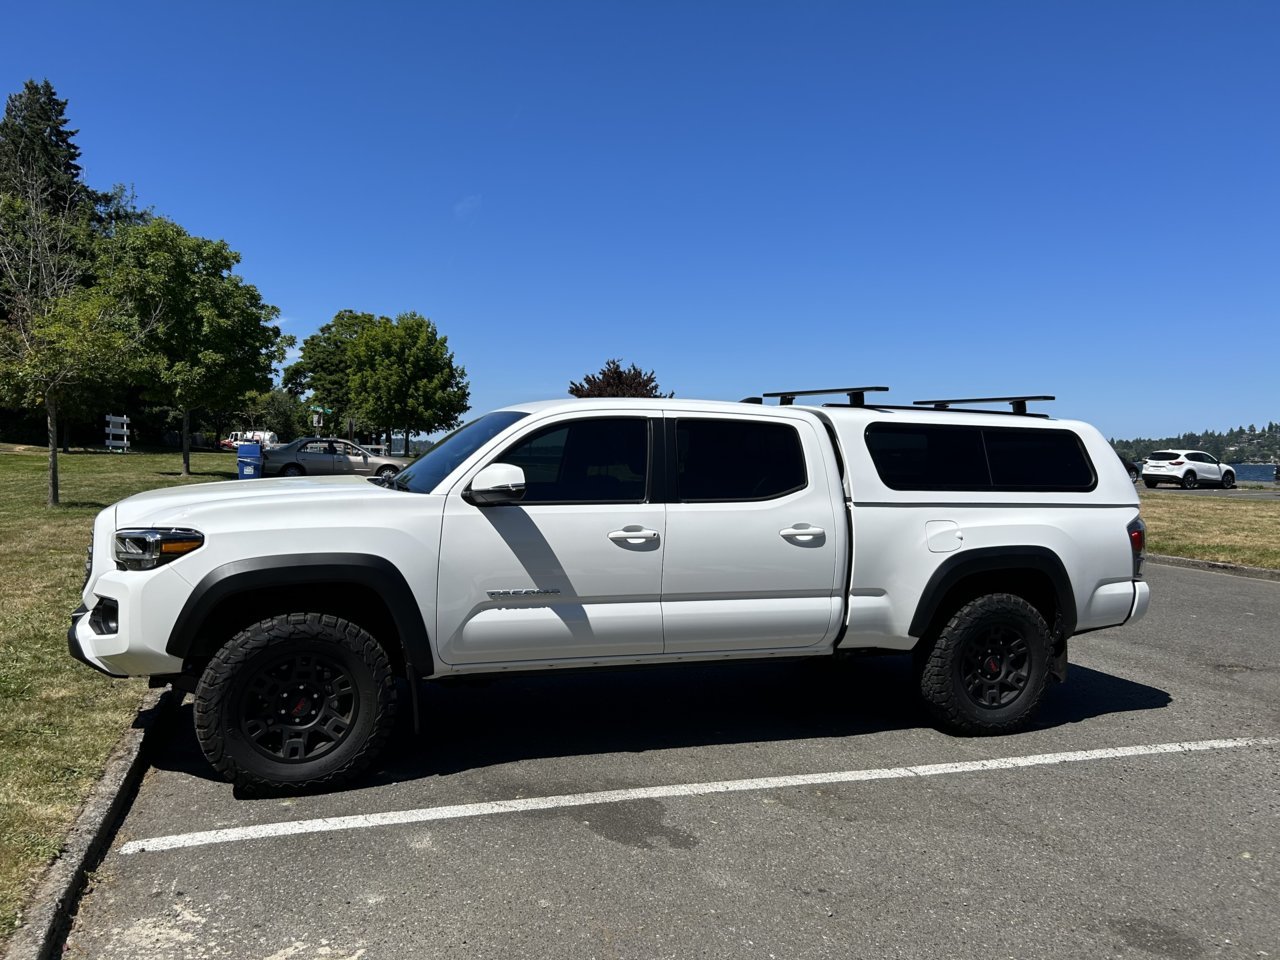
[436,415,665,665]
[660,414,842,653]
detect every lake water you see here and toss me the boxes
[1229,463,1278,482]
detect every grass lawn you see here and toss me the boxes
[0,444,235,941]
[1139,488,1280,570]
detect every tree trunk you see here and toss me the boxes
[46,393,60,506]
[182,408,192,476]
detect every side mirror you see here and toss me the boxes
[467,463,526,506]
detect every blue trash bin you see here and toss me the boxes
[236,443,263,479]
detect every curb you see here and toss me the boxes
[3,687,178,960]
[1147,553,1280,583]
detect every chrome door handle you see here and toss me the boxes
[780,525,825,540]
[608,527,660,543]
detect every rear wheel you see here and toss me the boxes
[280,463,304,477]
[195,613,397,794]
[1143,478,1157,488]
[377,465,399,480]
[919,593,1052,735]
[1181,471,1198,489]
[1221,471,1235,489]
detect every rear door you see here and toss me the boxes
[660,413,843,652]
[436,415,665,665]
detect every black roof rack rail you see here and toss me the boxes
[763,386,889,407]
[912,395,1055,415]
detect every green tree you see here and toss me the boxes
[348,312,469,450]
[568,359,672,398]
[283,309,379,433]
[0,80,134,504]
[240,387,308,442]
[105,218,291,474]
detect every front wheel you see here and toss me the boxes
[919,594,1052,735]
[1181,471,1198,489]
[195,613,397,793]
[1221,471,1235,489]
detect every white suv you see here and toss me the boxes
[1141,450,1235,489]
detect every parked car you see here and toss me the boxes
[70,389,1148,792]
[1141,450,1235,489]
[261,437,411,479]
[1113,450,1140,482]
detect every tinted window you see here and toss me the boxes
[499,418,648,503]
[865,423,1096,492]
[984,428,1094,489]
[862,424,987,491]
[1147,451,1180,461]
[676,419,806,501]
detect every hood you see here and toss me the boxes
[113,475,397,528]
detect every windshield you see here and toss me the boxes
[395,411,529,493]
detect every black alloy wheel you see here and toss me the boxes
[239,651,358,764]
[1222,472,1235,489]
[1181,471,1198,489]
[958,624,1031,709]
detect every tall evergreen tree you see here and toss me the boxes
[0,79,87,210]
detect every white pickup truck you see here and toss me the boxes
[70,389,1149,792]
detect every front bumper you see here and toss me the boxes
[70,564,190,678]
[67,604,127,677]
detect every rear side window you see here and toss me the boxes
[675,419,806,501]
[499,418,648,503]
[865,423,1096,492]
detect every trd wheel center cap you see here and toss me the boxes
[289,696,312,719]
[984,656,1001,675]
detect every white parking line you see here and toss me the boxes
[120,737,1279,855]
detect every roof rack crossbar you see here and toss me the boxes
[912,395,1055,415]
[763,386,889,407]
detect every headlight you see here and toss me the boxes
[113,528,204,570]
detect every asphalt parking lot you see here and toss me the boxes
[65,564,1280,960]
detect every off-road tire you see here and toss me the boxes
[919,593,1052,735]
[195,613,397,794]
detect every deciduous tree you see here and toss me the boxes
[348,312,469,450]
[568,359,672,398]
[105,218,290,474]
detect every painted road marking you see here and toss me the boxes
[120,737,1279,855]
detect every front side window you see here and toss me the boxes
[498,418,648,503]
[398,411,529,493]
[675,419,806,501]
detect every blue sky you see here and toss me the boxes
[4,1,1278,440]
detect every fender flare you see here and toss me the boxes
[908,546,1077,639]
[166,554,434,677]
